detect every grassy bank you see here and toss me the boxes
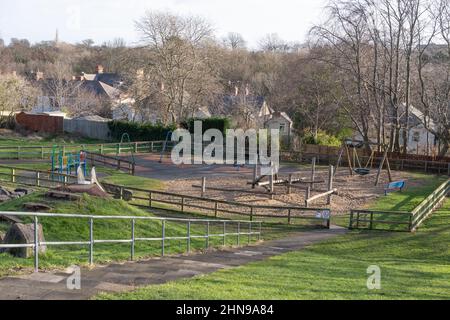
[0,192,261,277]
[98,175,450,300]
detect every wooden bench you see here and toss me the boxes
[385,181,406,196]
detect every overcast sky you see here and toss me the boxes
[0,0,327,48]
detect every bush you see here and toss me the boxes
[302,130,342,147]
[108,121,177,142]
[183,117,231,135]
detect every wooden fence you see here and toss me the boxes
[349,179,450,232]
[281,151,450,175]
[85,152,135,175]
[0,165,331,227]
[0,141,166,160]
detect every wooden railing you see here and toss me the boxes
[350,179,450,232]
[281,151,450,175]
[85,152,135,175]
[410,179,450,231]
[0,164,331,227]
[0,141,166,160]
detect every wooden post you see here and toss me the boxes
[311,157,316,189]
[36,172,40,187]
[269,169,274,200]
[370,213,374,230]
[288,174,293,194]
[345,145,353,176]
[252,158,258,189]
[305,187,311,208]
[386,156,393,182]
[11,168,15,183]
[375,148,389,186]
[288,209,292,225]
[201,177,206,198]
[327,166,334,205]
[41,147,44,159]
[349,211,354,229]
[149,192,152,207]
[181,197,185,213]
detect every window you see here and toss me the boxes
[279,124,286,133]
[412,131,420,143]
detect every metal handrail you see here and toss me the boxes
[0,211,262,272]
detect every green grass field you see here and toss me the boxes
[98,176,450,300]
[0,192,265,277]
[0,133,103,147]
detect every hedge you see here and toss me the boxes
[184,117,231,135]
[108,121,177,142]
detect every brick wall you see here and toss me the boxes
[15,112,64,134]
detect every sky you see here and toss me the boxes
[0,0,327,48]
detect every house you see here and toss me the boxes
[264,111,294,145]
[399,105,438,155]
[29,66,135,118]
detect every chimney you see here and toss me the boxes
[96,65,104,74]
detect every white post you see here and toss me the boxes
[327,165,334,205]
[201,177,206,198]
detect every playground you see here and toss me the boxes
[0,134,449,300]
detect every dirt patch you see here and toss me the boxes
[165,168,416,215]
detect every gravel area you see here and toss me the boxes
[165,168,418,215]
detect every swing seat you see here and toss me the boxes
[354,168,371,176]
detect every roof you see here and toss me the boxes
[265,111,293,125]
[218,94,266,115]
[402,104,437,132]
[259,101,274,117]
[74,115,110,122]
[78,80,121,99]
[82,73,123,88]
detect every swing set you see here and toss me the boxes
[335,139,392,186]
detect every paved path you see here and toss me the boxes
[0,226,346,300]
[126,154,313,181]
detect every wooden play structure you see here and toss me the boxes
[335,139,392,186]
[194,157,339,208]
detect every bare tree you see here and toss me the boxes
[135,11,221,124]
[259,33,290,52]
[223,32,247,50]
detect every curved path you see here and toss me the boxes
[0,226,346,300]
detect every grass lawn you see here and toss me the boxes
[0,192,263,277]
[0,133,103,147]
[98,175,450,300]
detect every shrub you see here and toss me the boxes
[303,130,342,147]
[108,121,177,142]
[183,117,231,135]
